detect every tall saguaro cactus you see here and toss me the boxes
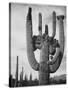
[26,7,65,85]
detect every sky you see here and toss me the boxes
[10,3,66,80]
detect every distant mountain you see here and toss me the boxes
[53,74,66,81]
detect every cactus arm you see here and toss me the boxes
[57,15,65,53]
[49,15,64,73]
[52,11,56,38]
[26,7,39,71]
[47,48,61,65]
[49,51,63,73]
[34,13,43,50]
[38,13,42,36]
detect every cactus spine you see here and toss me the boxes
[26,7,65,85]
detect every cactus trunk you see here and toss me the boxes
[39,42,49,85]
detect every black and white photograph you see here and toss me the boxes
[9,3,66,87]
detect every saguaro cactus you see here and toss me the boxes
[26,7,65,85]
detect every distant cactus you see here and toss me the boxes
[9,74,13,87]
[20,67,23,81]
[26,7,65,85]
[15,56,18,87]
[29,73,32,81]
[24,74,28,81]
[20,67,23,86]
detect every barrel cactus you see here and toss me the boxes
[26,7,65,85]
